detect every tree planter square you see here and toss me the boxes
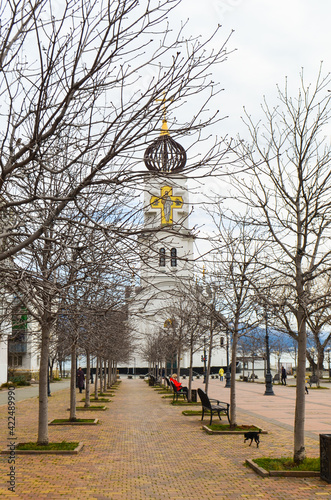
[246,458,320,478]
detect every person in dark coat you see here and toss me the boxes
[281,366,287,385]
[77,367,85,393]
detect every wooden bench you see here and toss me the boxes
[164,376,171,390]
[197,388,230,426]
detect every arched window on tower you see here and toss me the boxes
[171,248,177,267]
[159,248,166,267]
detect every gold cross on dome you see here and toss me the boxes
[150,185,183,225]
[156,92,173,136]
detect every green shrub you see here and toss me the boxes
[1,382,16,389]
[9,376,30,386]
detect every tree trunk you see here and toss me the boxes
[112,360,115,385]
[205,329,213,394]
[69,345,77,421]
[230,331,238,429]
[94,357,99,400]
[177,346,181,383]
[293,307,307,463]
[188,342,194,401]
[114,361,117,384]
[107,358,111,388]
[99,358,104,393]
[84,349,90,408]
[37,321,51,444]
[49,358,54,382]
[317,348,324,385]
[103,359,107,392]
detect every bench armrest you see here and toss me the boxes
[209,399,229,408]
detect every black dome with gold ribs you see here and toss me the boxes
[144,120,187,173]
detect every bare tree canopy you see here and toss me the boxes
[225,67,331,462]
[0,0,233,260]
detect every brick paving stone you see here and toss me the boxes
[0,378,331,499]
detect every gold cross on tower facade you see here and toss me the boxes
[150,186,183,226]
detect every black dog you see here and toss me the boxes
[244,429,261,448]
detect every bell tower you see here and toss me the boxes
[128,111,195,368]
[139,114,194,289]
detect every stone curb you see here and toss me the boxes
[49,419,99,425]
[1,442,84,455]
[79,398,111,402]
[67,406,107,411]
[203,425,268,435]
[246,459,269,477]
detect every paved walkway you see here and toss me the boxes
[0,379,71,406]
[0,378,331,499]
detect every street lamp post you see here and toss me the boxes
[327,348,331,382]
[264,306,274,396]
[225,328,231,388]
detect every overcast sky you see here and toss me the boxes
[167,0,331,259]
[171,0,331,140]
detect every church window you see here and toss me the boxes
[159,248,166,267]
[171,248,177,267]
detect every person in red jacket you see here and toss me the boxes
[170,374,188,397]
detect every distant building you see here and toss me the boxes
[0,296,40,385]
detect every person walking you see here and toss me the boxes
[281,366,287,385]
[219,367,224,381]
[77,367,85,393]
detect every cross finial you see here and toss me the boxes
[156,92,173,136]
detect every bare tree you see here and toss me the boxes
[229,68,331,462]
[164,290,206,400]
[207,212,264,427]
[0,0,233,261]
